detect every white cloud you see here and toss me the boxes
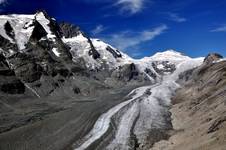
[211,24,226,32]
[80,0,148,15]
[91,25,106,35]
[115,0,146,14]
[104,24,168,50]
[168,13,186,22]
[0,0,6,5]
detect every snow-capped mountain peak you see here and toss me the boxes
[62,31,133,70]
[0,11,58,52]
[152,49,186,57]
[34,11,56,40]
[0,12,203,84]
[141,49,191,62]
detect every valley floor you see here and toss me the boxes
[0,85,140,150]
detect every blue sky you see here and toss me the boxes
[0,0,226,58]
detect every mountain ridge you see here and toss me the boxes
[0,11,203,98]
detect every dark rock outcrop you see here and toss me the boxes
[14,62,43,83]
[0,79,25,94]
[4,21,15,39]
[207,115,226,134]
[152,61,176,75]
[0,35,18,55]
[204,53,223,64]
[145,68,157,79]
[106,46,122,58]
[30,20,47,42]
[88,38,100,59]
[112,63,139,81]
[0,54,25,94]
[59,22,81,38]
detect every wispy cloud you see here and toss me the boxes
[167,12,186,22]
[115,0,146,14]
[211,24,226,32]
[0,0,5,4]
[0,0,6,5]
[104,24,168,50]
[0,0,6,4]
[91,25,106,35]
[78,0,148,16]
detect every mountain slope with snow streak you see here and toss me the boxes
[0,11,194,83]
[0,12,57,51]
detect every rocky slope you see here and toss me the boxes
[151,53,226,150]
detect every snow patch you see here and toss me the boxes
[0,14,35,50]
[139,50,191,64]
[62,34,101,69]
[157,64,165,70]
[24,83,41,98]
[213,58,226,63]
[52,48,61,57]
[35,12,56,41]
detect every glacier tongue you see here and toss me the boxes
[73,57,204,150]
[133,57,204,148]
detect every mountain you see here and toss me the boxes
[1,11,225,150]
[0,11,193,98]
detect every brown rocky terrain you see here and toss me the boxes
[151,54,226,150]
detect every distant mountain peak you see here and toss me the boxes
[140,49,191,62]
[152,49,186,57]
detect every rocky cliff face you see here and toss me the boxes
[0,11,183,98]
[0,12,129,98]
[0,53,25,94]
[151,54,226,150]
